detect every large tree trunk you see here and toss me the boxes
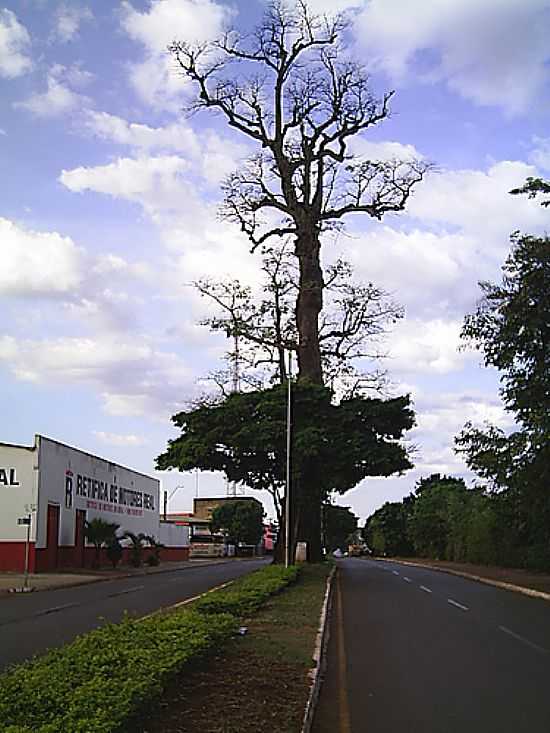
[295,484,323,561]
[295,232,324,385]
[290,232,325,562]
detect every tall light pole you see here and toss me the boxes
[285,350,292,568]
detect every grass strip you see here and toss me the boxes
[137,563,331,733]
[0,564,298,733]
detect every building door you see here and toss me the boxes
[45,504,60,571]
[74,510,86,567]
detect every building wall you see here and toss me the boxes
[0,441,39,570]
[36,435,160,549]
[0,435,191,572]
[159,521,189,548]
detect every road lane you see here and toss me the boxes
[0,559,268,671]
[313,558,550,733]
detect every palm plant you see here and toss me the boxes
[84,518,120,569]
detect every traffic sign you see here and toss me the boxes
[17,517,31,525]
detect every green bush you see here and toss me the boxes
[0,564,300,733]
[0,610,236,733]
[195,564,299,616]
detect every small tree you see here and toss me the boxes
[322,504,358,552]
[106,536,123,569]
[84,518,119,569]
[210,500,264,548]
[144,535,164,566]
[123,531,148,568]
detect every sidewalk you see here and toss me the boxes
[0,557,245,596]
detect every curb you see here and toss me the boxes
[301,565,337,733]
[380,558,550,603]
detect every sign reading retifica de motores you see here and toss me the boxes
[65,469,156,517]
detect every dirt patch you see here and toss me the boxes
[137,564,330,733]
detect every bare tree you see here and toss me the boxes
[194,246,402,396]
[170,0,429,385]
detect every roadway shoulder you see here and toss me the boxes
[375,557,550,602]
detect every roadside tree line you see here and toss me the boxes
[365,178,550,572]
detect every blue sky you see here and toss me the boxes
[1,0,550,523]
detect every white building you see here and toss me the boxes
[0,435,189,572]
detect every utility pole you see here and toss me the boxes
[285,350,292,568]
[227,322,240,498]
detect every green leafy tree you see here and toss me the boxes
[84,518,119,569]
[364,500,414,557]
[158,383,414,561]
[409,474,468,559]
[323,504,358,552]
[456,177,550,570]
[210,500,265,547]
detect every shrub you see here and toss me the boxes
[195,564,299,616]
[0,564,300,733]
[0,610,236,733]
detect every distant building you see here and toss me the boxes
[167,496,264,558]
[0,435,189,573]
[263,522,279,553]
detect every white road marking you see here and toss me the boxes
[107,585,145,598]
[38,602,78,616]
[392,570,400,576]
[420,586,432,594]
[403,577,412,583]
[447,598,469,611]
[498,626,549,655]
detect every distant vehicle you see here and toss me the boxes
[348,544,364,557]
[333,548,344,558]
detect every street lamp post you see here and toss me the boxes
[285,350,292,568]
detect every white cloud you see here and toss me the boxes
[350,138,424,162]
[15,65,90,118]
[353,0,550,114]
[530,136,550,172]
[0,217,84,297]
[121,0,230,51]
[408,160,548,242]
[0,334,194,418]
[0,9,32,78]
[347,226,478,318]
[120,0,233,109]
[0,128,6,135]
[389,318,467,375]
[84,111,200,156]
[53,4,93,43]
[59,155,191,213]
[93,431,147,447]
[82,111,249,185]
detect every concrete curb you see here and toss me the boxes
[381,558,550,603]
[301,565,337,733]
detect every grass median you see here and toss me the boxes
[138,563,331,733]
[0,564,299,733]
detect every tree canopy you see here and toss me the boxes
[157,382,414,558]
[323,504,358,552]
[210,500,264,546]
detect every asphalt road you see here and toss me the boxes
[313,558,550,733]
[0,558,268,671]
